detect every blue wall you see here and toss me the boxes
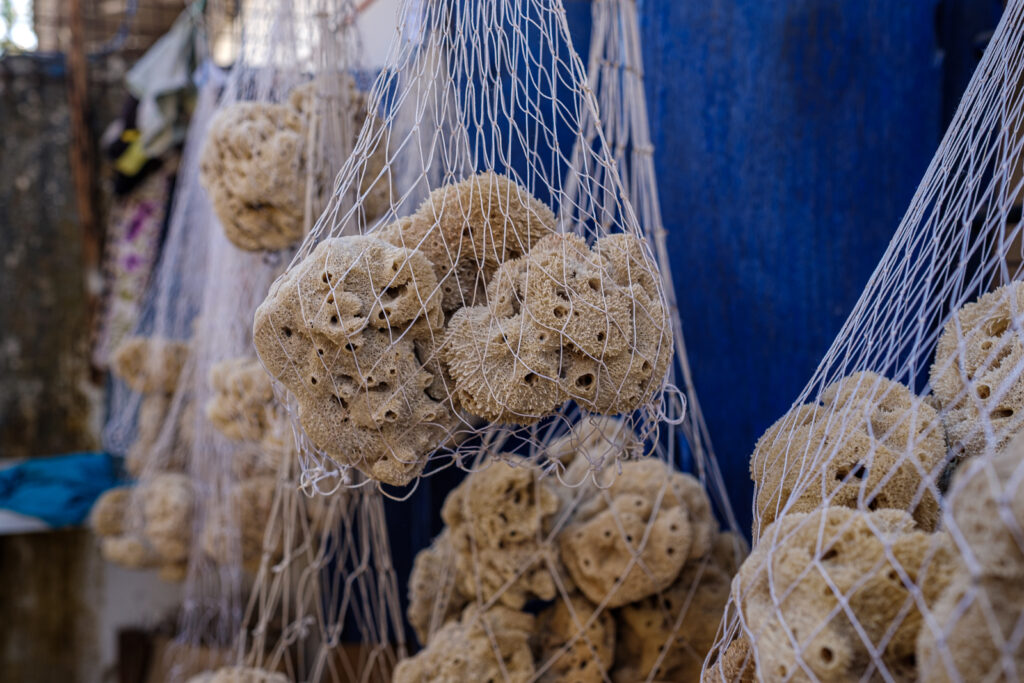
[638,0,1002,533]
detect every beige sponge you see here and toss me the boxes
[407,529,468,646]
[206,357,278,442]
[111,335,189,395]
[186,667,289,683]
[441,457,561,608]
[534,593,616,683]
[751,371,946,537]
[378,171,557,314]
[930,281,1024,461]
[443,232,672,424]
[613,549,732,682]
[392,605,536,683]
[253,235,460,485]
[737,507,956,682]
[201,475,277,570]
[559,459,716,608]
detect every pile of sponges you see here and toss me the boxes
[394,418,744,683]
[253,173,672,486]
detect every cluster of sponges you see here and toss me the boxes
[253,234,459,486]
[400,419,742,682]
[200,80,385,252]
[930,281,1024,462]
[750,371,946,537]
[206,357,280,443]
[444,231,672,424]
[90,472,195,582]
[915,432,1024,681]
[111,335,193,476]
[735,507,956,682]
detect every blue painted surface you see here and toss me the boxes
[638,1,947,534]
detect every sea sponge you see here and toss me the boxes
[916,573,1024,682]
[441,457,561,608]
[378,172,557,314]
[613,547,733,682]
[186,667,289,683]
[443,232,672,424]
[559,459,716,608]
[101,535,160,569]
[111,335,189,394]
[142,472,195,564]
[545,416,640,473]
[392,605,536,683]
[407,529,468,646]
[944,430,1024,578]
[737,507,956,683]
[206,357,278,442]
[751,371,946,537]
[253,235,460,486]
[701,636,756,683]
[90,486,131,537]
[202,476,277,569]
[534,593,616,683]
[931,281,1024,461]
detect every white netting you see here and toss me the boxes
[93,1,387,678]
[251,0,680,490]
[390,0,747,680]
[706,4,1024,681]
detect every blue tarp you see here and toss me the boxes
[0,452,121,528]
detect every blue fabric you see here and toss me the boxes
[0,452,121,528]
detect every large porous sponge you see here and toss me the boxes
[407,529,469,646]
[559,459,716,608]
[916,573,1024,682]
[701,635,756,683]
[441,457,561,608]
[206,357,278,442]
[443,232,672,424]
[253,235,460,486]
[201,475,277,570]
[377,172,557,315]
[392,605,536,683]
[546,416,640,478]
[612,544,733,682]
[111,336,189,394]
[750,371,946,537]
[534,593,616,683]
[737,507,956,682]
[944,430,1024,578]
[930,281,1024,461]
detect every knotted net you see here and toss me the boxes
[706,4,1024,681]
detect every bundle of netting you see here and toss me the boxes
[394,418,747,683]
[706,4,1024,680]
[252,0,680,490]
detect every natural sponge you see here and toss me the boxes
[90,486,131,537]
[750,371,946,537]
[201,475,277,570]
[186,667,289,683]
[737,507,956,682]
[392,605,536,683]
[701,635,756,683]
[441,456,561,608]
[916,573,1024,682]
[534,593,616,683]
[559,459,716,608]
[930,281,1024,461]
[378,171,557,314]
[206,357,278,442]
[111,335,189,394]
[613,547,733,682]
[443,232,672,424]
[253,235,460,485]
[407,529,469,646]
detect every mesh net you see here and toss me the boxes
[706,4,1024,681]
[251,0,681,491]
[386,0,747,680]
[93,0,389,677]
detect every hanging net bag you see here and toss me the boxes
[391,0,748,681]
[252,0,679,490]
[706,4,1024,681]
